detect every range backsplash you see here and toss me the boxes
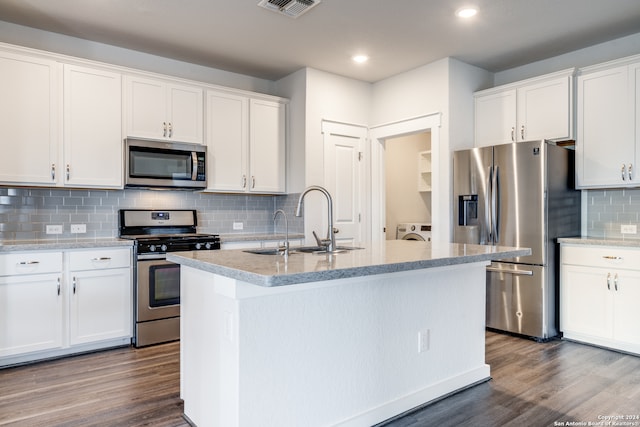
[0,187,303,241]
[584,188,640,240]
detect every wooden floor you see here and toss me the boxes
[1,332,639,427]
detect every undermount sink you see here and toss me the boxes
[243,248,292,255]
[243,246,363,255]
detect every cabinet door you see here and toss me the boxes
[249,99,286,193]
[517,76,572,142]
[0,273,63,357]
[205,91,248,191]
[474,89,516,147]
[168,83,203,144]
[63,64,123,188]
[124,76,167,139]
[69,268,132,345]
[612,269,640,345]
[577,65,634,188]
[0,51,58,185]
[561,265,613,339]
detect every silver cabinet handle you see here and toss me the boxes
[242,174,247,188]
[520,125,525,140]
[602,255,623,260]
[57,277,61,296]
[17,261,40,266]
[622,164,627,181]
[628,164,633,181]
[91,257,112,261]
[73,276,77,294]
[51,164,56,181]
[163,122,167,137]
[168,122,173,138]
[251,176,256,189]
[510,127,515,142]
[614,273,619,291]
[66,164,70,181]
[607,272,611,290]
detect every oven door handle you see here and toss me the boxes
[137,253,168,261]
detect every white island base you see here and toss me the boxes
[180,260,491,427]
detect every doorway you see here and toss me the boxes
[384,132,432,240]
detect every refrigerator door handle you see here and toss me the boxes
[486,267,533,276]
[493,166,500,244]
[486,166,493,243]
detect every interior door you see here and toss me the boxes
[322,121,367,245]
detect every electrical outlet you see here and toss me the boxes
[418,329,430,353]
[46,225,63,235]
[233,222,243,230]
[70,224,87,234]
[621,224,637,234]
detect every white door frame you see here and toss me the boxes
[369,113,442,242]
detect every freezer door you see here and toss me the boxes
[486,262,556,339]
[453,147,493,244]
[493,141,545,264]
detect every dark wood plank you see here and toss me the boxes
[1,332,639,426]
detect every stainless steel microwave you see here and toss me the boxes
[124,138,206,190]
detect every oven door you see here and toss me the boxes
[137,257,181,322]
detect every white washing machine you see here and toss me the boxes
[396,223,432,241]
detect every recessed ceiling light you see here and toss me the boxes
[455,7,478,18]
[352,55,369,64]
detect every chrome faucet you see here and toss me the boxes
[273,209,290,258]
[295,185,337,253]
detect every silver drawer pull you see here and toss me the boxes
[607,272,611,290]
[17,261,40,266]
[91,257,112,261]
[602,256,623,260]
[486,267,533,276]
[614,273,619,291]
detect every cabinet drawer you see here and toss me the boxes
[561,244,640,269]
[69,248,131,271]
[0,252,63,276]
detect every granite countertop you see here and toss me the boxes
[0,238,134,252]
[558,237,640,248]
[167,240,531,287]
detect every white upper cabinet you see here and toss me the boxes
[63,64,123,188]
[0,50,59,186]
[124,75,204,144]
[474,69,574,147]
[205,90,286,194]
[576,55,639,189]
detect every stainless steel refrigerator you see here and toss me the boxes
[453,140,581,340]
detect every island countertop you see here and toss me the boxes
[167,240,530,287]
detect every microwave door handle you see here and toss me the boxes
[191,152,198,180]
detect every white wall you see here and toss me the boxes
[494,32,640,85]
[0,20,275,94]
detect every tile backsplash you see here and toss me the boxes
[0,187,303,241]
[584,188,640,240]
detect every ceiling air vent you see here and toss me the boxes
[257,0,321,18]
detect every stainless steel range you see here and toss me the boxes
[119,209,220,347]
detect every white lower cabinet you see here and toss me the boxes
[0,247,132,366]
[69,249,132,346]
[560,244,640,354]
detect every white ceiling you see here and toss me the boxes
[0,0,639,82]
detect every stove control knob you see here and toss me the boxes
[161,244,168,252]
[195,243,202,250]
[205,242,212,249]
[149,245,156,252]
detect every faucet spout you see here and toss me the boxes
[273,209,290,258]
[295,185,336,253]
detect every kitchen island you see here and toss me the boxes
[167,240,530,427]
